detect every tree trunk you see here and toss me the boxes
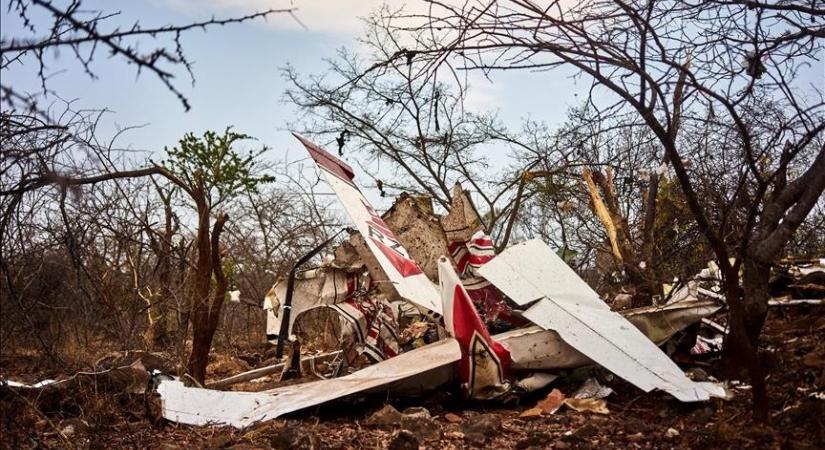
[721,265,769,421]
[186,192,214,384]
[186,204,229,385]
[740,258,771,345]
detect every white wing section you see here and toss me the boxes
[158,338,461,427]
[293,134,442,317]
[476,239,608,310]
[479,239,717,402]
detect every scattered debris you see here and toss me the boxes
[563,398,610,415]
[479,239,723,401]
[155,136,730,430]
[157,338,461,427]
[514,372,558,392]
[571,378,613,400]
[522,388,566,417]
[206,351,342,390]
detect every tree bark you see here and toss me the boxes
[721,272,768,421]
[740,258,771,345]
[186,199,229,385]
[186,189,214,384]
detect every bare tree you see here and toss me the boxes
[1,0,293,112]
[284,7,549,244]
[368,0,824,419]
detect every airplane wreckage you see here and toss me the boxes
[156,134,733,428]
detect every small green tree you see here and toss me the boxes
[163,128,272,384]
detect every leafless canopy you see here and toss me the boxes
[1,0,294,112]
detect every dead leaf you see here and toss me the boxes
[536,388,566,414]
[519,407,543,418]
[564,398,610,415]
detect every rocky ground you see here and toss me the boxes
[1,306,823,449]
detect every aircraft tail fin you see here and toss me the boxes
[437,256,511,398]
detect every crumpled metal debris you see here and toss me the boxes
[572,378,613,400]
[156,134,729,428]
[479,239,725,402]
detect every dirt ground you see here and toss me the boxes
[1,307,823,450]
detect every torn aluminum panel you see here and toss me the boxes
[157,338,460,428]
[479,239,719,402]
[294,133,442,318]
[264,267,363,340]
[495,298,719,370]
[622,298,722,345]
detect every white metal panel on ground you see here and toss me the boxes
[158,338,461,428]
[485,239,716,402]
[496,298,721,370]
[524,298,710,401]
[477,239,607,309]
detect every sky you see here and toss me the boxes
[1,0,587,211]
[2,0,823,211]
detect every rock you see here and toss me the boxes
[443,412,463,423]
[554,442,571,449]
[388,430,419,450]
[366,404,403,427]
[666,427,680,438]
[461,414,501,445]
[402,406,431,419]
[461,414,501,437]
[516,432,552,449]
[401,416,440,441]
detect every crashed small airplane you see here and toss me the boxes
[158,135,725,428]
